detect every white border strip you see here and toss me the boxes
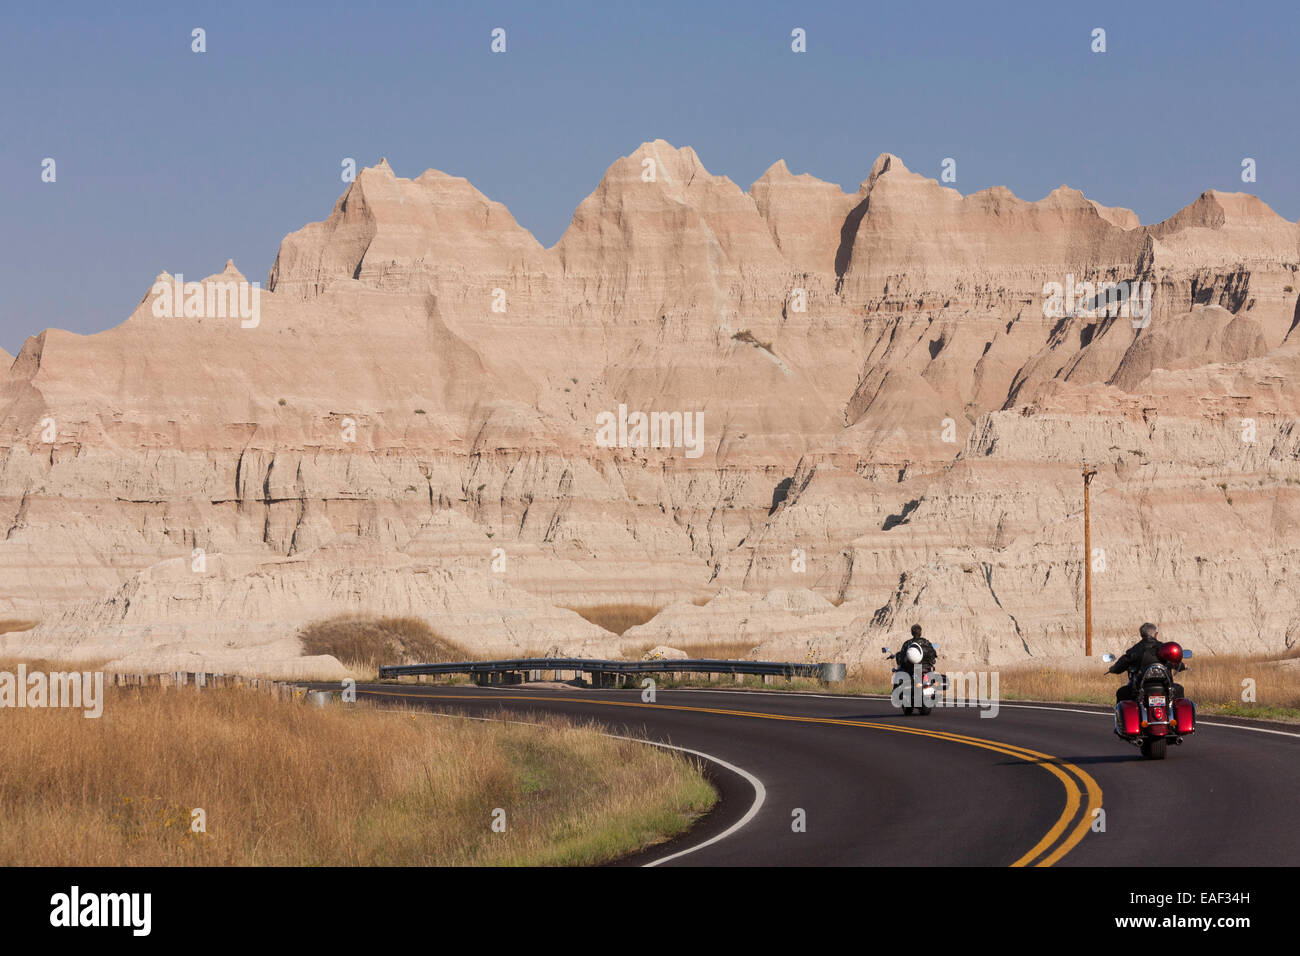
[601,732,767,867]
[653,687,1300,738]
[408,707,767,865]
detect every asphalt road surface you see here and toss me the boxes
[348,682,1300,866]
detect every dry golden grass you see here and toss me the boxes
[824,650,1300,714]
[563,603,662,635]
[299,615,468,675]
[638,648,1300,720]
[0,685,715,866]
[990,649,1300,717]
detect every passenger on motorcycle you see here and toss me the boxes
[1107,622,1185,701]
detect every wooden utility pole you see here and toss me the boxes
[1082,460,1098,656]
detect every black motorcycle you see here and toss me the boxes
[882,644,945,716]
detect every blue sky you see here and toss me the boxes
[2,0,1296,354]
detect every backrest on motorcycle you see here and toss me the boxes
[1140,663,1171,685]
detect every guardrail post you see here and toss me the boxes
[819,662,847,683]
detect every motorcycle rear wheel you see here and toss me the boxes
[918,705,932,716]
[1141,738,1167,760]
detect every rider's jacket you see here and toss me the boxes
[895,637,937,671]
[1109,637,1185,681]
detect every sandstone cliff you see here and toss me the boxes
[2,142,1297,673]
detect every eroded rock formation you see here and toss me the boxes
[2,141,1297,673]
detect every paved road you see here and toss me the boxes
[347,682,1300,866]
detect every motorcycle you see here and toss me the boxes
[1101,642,1196,760]
[882,643,946,716]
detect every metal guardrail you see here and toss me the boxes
[378,657,847,685]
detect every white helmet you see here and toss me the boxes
[905,645,923,664]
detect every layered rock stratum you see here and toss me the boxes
[2,141,1298,675]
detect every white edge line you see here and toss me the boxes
[651,688,1300,738]
[375,684,1300,741]
[407,707,767,866]
[602,732,767,867]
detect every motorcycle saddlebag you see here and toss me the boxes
[1114,700,1141,736]
[1173,698,1196,734]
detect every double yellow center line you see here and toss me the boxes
[359,688,1102,867]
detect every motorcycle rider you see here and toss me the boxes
[896,623,937,671]
[1108,622,1185,701]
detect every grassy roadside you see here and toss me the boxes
[292,608,1300,723]
[410,639,1294,723]
[297,614,470,679]
[0,683,715,866]
[989,653,1300,721]
[625,653,1300,722]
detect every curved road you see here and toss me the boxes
[349,682,1300,866]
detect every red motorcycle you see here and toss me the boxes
[1102,642,1196,760]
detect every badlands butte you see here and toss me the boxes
[2,140,1299,678]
